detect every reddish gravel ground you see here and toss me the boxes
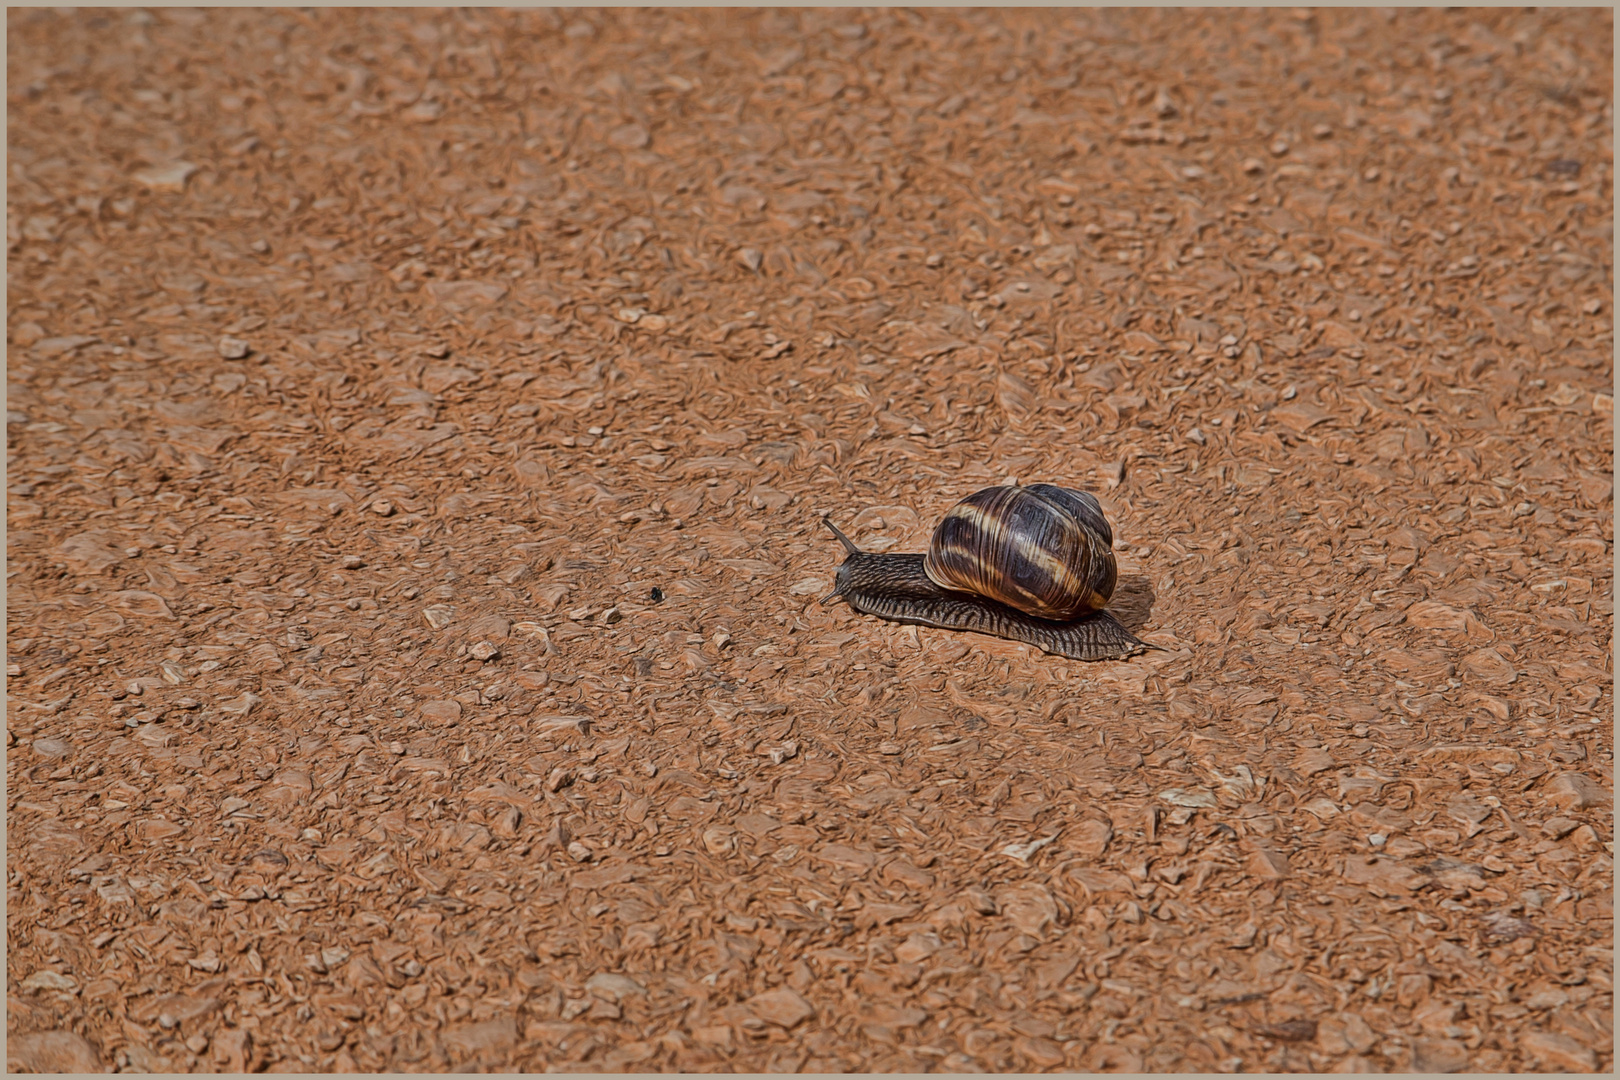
[6,6,1614,1074]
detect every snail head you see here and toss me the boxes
[819,516,861,605]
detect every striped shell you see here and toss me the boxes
[921,484,1116,621]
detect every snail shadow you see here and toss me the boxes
[1109,575,1156,633]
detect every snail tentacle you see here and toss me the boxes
[822,516,861,555]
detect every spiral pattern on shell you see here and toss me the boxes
[921,484,1117,621]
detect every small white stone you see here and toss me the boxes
[1001,835,1058,863]
[20,971,77,992]
[132,161,197,190]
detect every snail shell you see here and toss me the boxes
[922,484,1116,621]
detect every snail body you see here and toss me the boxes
[824,484,1147,661]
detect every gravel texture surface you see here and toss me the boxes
[6,7,1614,1074]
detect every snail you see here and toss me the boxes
[821,484,1148,661]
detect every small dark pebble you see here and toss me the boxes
[1545,158,1582,178]
[649,587,664,603]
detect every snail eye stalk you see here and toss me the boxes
[822,516,861,554]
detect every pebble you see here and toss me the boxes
[21,971,77,992]
[1539,816,1579,839]
[7,1031,102,1073]
[420,701,462,726]
[217,336,251,359]
[585,973,646,1002]
[468,641,500,661]
[1525,988,1569,1010]
[1520,1031,1597,1072]
[1001,835,1058,864]
[745,987,814,1029]
[31,738,70,758]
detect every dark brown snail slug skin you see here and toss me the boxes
[821,500,1149,662]
[829,549,1147,661]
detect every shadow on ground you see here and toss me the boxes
[1111,575,1157,634]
